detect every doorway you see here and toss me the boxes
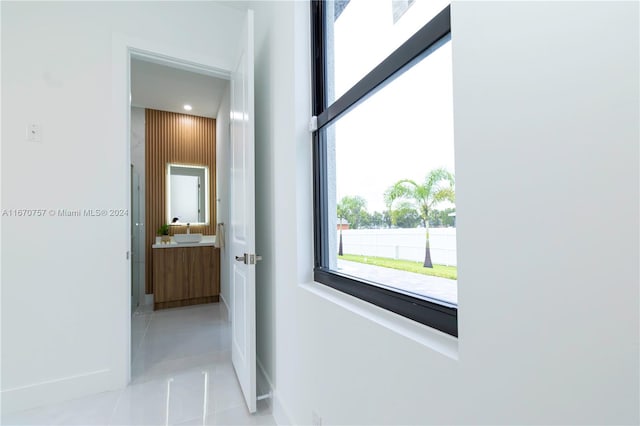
[131,61,228,307]
[128,53,231,380]
[122,10,259,412]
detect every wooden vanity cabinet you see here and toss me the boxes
[153,246,220,310]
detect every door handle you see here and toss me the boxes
[235,254,262,264]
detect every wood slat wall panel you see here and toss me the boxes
[145,109,216,294]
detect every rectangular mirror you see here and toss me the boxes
[166,163,209,225]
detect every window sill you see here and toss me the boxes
[300,281,459,360]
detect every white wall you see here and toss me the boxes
[1,1,243,413]
[252,1,639,425]
[252,0,296,396]
[216,88,231,312]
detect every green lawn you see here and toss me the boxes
[339,254,457,280]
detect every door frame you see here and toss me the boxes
[114,33,232,383]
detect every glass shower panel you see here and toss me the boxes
[131,169,141,311]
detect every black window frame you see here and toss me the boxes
[311,1,458,337]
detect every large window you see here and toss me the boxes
[312,0,457,336]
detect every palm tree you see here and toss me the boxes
[384,168,455,268]
[337,202,346,256]
[336,195,367,256]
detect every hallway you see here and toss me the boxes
[3,303,275,425]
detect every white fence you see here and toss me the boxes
[338,228,457,266]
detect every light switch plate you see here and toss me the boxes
[27,124,42,142]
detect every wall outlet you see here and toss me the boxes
[312,411,322,426]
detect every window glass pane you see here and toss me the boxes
[323,39,456,305]
[325,0,450,105]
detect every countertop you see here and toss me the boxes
[152,235,217,249]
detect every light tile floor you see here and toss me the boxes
[3,303,276,426]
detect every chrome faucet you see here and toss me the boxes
[186,223,190,234]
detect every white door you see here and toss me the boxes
[229,9,257,414]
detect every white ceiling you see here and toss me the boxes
[130,59,228,118]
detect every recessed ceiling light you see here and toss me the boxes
[183,104,192,111]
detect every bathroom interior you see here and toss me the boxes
[128,57,234,383]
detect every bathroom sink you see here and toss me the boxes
[174,233,203,244]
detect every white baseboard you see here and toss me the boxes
[256,359,292,426]
[1,368,118,414]
[271,387,294,426]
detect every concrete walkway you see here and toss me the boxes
[337,259,458,305]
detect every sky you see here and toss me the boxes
[331,0,455,213]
